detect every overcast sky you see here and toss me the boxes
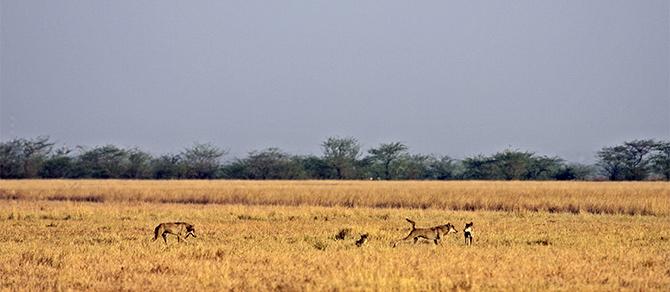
[1,1,668,162]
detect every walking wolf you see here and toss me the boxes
[153,222,196,244]
[393,218,458,247]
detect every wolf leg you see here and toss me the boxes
[393,233,414,248]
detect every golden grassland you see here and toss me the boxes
[0,180,669,290]
[1,201,669,291]
[1,180,669,215]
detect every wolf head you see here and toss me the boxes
[443,223,458,234]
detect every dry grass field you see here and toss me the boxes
[1,180,669,291]
[1,180,670,215]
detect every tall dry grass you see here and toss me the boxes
[1,180,669,216]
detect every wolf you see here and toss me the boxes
[463,222,474,246]
[153,222,196,244]
[355,233,369,247]
[393,218,458,247]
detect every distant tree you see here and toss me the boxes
[554,163,596,181]
[39,147,76,178]
[596,145,628,180]
[123,148,153,179]
[242,148,305,179]
[0,139,24,178]
[491,150,534,180]
[286,156,309,179]
[367,142,408,179]
[181,143,226,179]
[622,139,657,180]
[76,145,129,178]
[596,139,657,180]
[526,155,564,180]
[21,137,55,178]
[151,154,184,179]
[462,155,498,180]
[462,150,566,180]
[219,159,248,179]
[394,154,432,180]
[321,136,361,179]
[296,155,334,179]
[0,137,54,178]
[650,141,670,180]
[425,155,460,180]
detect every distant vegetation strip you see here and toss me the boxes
[1,137,669,181]
[0,180,668,216]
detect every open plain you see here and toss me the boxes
[0,180,669,290]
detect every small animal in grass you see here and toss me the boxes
[355,233,369,247]
[153,222,197,245]
[463,222,474,246]
[393,218,458,247]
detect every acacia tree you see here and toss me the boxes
[0,137,54,178]
[596,140,657,180]
[181,143,226,179]
[321,136,361,179]
[527,155,564,180]
[124,148,153,179]
[492,150,534,180]
[651,141,670,180]
[623,139,657,180]
[461,150,563,180]
[151,154,184,179]
[20,137,55,178]
[462,150,533,180]
[596,145,628,180]
[76,145,129,178]
[367,142,408,179]
[0,139,26,178]
[426,155,460,180]
[462,155,497,180]
[40,147,76,178]
[295,155,334,179]
[393,154,441,180]
[242,148,304,179]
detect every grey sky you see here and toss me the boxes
[1,1,668,162]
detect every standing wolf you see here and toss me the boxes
[153,222,197,244]
[393,218,458,247]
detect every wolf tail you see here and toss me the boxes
[153,224,162,241]
[405,218,416,229]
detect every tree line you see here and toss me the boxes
[1,136,669,181]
